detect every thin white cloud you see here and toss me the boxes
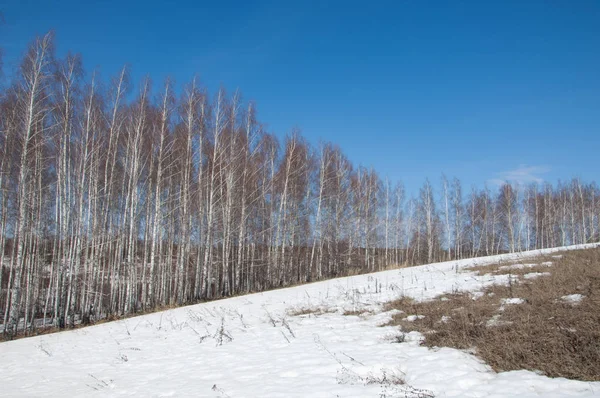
[489,164,551,187]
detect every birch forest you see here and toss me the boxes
[1,33,599,337]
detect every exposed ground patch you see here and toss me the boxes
[385,248,600,381]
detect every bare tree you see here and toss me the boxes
[7,33,54,335]
[2,32,599,336]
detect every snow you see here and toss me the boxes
[523,272,552,279]
[498,261,553,271]
[500,297,525,305]
[499,297,525,311]
[1,243,599,397]
[561,294,585,304]
[498,263,537,270]
[486,314,512,327]
[404,314,425,322]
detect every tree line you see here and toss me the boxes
[1,33,598,336]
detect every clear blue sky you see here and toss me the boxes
[1,0,599,196]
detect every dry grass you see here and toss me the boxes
[0,301,186,342]
[385,248,600,381]
[466,256,555,276]
[286,306,337,317]
[342,309,366,316]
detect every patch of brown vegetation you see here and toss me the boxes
[466,255,556,276]
[342,308,376,317]
[0,302,185,342]
[287,306,337,317]
[342,309,364,316]
[385,248,600,381]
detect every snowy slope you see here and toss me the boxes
[1,244,599,397]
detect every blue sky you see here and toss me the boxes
[1,0,599,196]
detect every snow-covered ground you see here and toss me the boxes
[1,244,599,397]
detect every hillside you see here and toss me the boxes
[1,244,599,397]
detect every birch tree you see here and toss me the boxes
[7,33,54,335]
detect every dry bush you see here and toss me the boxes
[385,248,600,381]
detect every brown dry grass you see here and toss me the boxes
[466,256,556,276]
[0,301,187,342]
[286,306,337,317]
[342,309,366,316]
[385,248,600,381]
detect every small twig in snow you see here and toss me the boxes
[211,384,232,398]
[342,352,365,366]
[281,317,296,338]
